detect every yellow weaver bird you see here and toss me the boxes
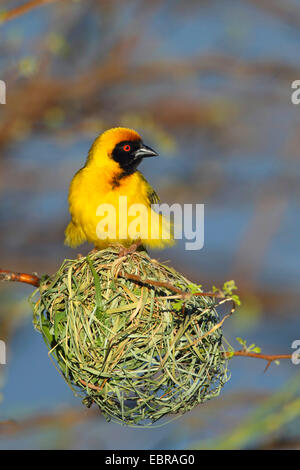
[65,127,174,255]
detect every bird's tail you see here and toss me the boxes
[64,221,86,248]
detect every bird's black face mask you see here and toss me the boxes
[112,140,158,175]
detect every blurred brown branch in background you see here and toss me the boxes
[0,52,298,153]
[0,0,299,157]
[0,0,60,23]
[0,390,270,438]
[0,0,299,154]
[0,406,99,436]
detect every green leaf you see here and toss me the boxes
[231,294,241,306]
[223,280,237,295]
[236,337,246,346]
[173,300,184,311]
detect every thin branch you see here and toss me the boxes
[117,271,222,299]
[79,379,104,392]
[228,350,292,372]
[0,269,40,287]
[0,265,223,297]
[0,0,60,23]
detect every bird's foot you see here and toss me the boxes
[118,242,142,258]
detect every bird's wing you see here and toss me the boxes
[148,187,160,205]
[138,172,160,205]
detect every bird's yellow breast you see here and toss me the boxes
[69,167,148,217]
[67,166,172,249]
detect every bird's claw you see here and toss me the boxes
[118,242,141,258]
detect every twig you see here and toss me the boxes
[117,271,222,300]
[0,265,223,298]
[0,269,40,287]
[78,379,102,392]
[0,0,60,23]
[228,350,292,372]
[180,310,233,350]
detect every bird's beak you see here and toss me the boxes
[134,144,159,159]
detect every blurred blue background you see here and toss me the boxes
[0,0,300,449]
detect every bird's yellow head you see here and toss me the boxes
[86,127,158,175]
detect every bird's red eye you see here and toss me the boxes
[123,144,131,152]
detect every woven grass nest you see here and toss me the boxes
[31,247,235,426]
